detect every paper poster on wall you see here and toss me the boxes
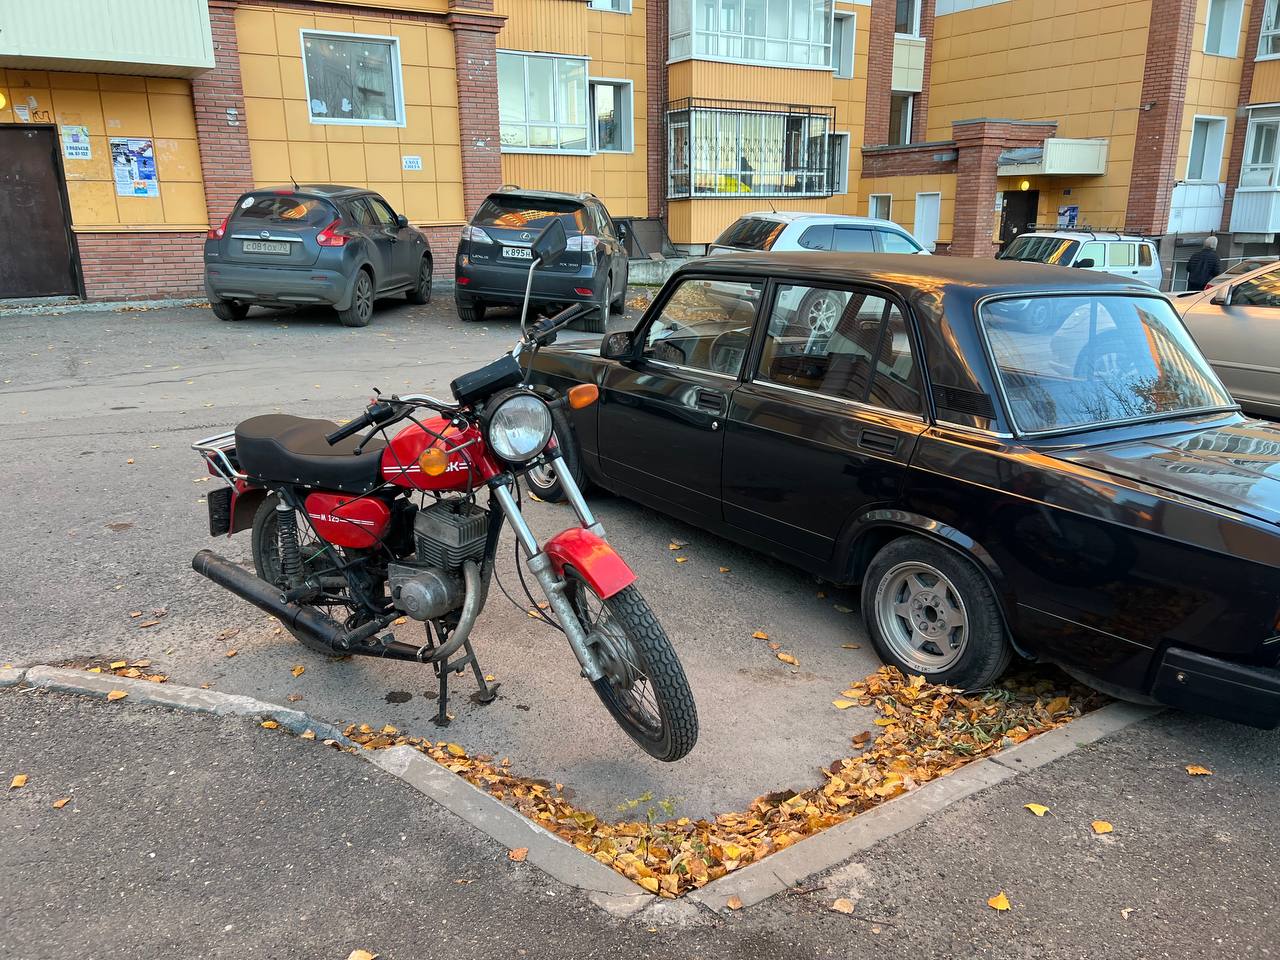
[61,125,92,161]
[1057,205,1079,228]
[110,137,159,197]
[13,104,30,122]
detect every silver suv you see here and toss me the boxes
[708,212,929,255]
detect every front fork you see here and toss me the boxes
[489,452,607,682]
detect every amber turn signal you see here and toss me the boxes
[567,384,599,409]
[418,447,449,476]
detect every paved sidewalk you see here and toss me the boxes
[2,688,1277,960]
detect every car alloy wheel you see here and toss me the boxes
[874,560,970,673]
[354,273,373,323]
[804,291,841,337]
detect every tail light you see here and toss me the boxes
[566,234,599,252]
[316,219,349,247]
[207,215,229,240]
[461,225,494,244]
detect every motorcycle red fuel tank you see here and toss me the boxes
[381,416,503,491]
[303,492,391,549]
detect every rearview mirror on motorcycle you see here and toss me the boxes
[531,217,568,264]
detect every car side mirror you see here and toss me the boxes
[396,214,409,229]
[532,218,568,266]
[601,330,635,361]
[1074,258,1095,268]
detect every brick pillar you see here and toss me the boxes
[1222,0,1267,230]
[448,1,505,218]
[910,0,936,144]
[864,0,896,145]
[1125,0,1197,235]
[647,0,668,219]
[191,1,254,226]
[950,120,1057,258]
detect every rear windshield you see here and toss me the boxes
[232,194,336,227]
[473,196,587,234]
[714,217,784,251]
[998,236,1080,266]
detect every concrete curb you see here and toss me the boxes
[0,297,206,317]
[371,747,651,917]
[0,665,27,688]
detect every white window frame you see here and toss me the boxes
[1186,114,1228,182]
[590,77,635,153]
[589,0,632,11]
[832,11,856,78]
[299,29,406,128]
[1204,0,1244,57]
[895,0,921,38]
[1260,0,1280,60]
[669,0,836,72]
[913,191,941,251]
[829,131,851,193]
[869,193,892,220]
[497,50,592,156]
[1241,106,1280,187]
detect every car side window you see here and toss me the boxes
[1230,271,1280,307]
[1079,241,1105,266]
[833,227,875,252]
[1108,242,1135,267]
[878,230,921,254]
[757,283,921,413]
[643,278,762,377]
[345,199,375,227]
[797,224,833,250]
[367,197,398,226]
[1138,243,1154,267]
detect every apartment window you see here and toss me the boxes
[590,0,632,11]
[888,93,913,145]
[829,132,850,193]
[498,52,589,153]
[870,194,892,219]
[670,0,835,69]
[591,80,634,152]
[895,0,920,36]
[667,100,834,198]
[1204,0,1244,56]
[832,12,856,78]
[1261,0,1280,57]
[1242,109,1280,186]
[1187,116,1227,182]
[301,31,404,126]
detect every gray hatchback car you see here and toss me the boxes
[204,185,433,327]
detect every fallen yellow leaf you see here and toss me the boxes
[832,699,857,710]
[87,667,102,674]
[719,566,730,573]
[873,717,895,726]
[1185,764,1212,776]
[106,690,128,702]
[346,951,379,960]
[674,557,688,564]
[1024,803,1050,817]
[668,543,682,551]
[831,897,856,914]
[638,876,660,893]
[393,616,408,625]
[1091,820,1113,835]
[987,892,1010,911]
[752,631,769,640]
[261,719,280,730]
[300,730,316,741]
[381,724,399,735]
[446,743,466,757]
[10,774,27,789]
[52,797,70,809]
[841,643,861,650]
[291,665,305,678]
[726,895,743,910]
[508,847,528,862]
[109,660,127,670]
[777,652,798,666]
[225,649,237,658]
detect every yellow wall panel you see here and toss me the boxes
[495,0,588,55]
[1251,58,1280,103]
[154,138,204,182]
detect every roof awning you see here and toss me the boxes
[997,138,1108,177]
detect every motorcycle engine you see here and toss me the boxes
[388,501,488,621]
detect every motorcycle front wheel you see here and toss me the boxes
[565,568,698,762]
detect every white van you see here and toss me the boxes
[998,232,1163,288]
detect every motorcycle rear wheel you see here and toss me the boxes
[565,568,698,762]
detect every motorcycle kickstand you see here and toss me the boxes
[429,636,500,727]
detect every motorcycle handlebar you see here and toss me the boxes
[325,400,396,445]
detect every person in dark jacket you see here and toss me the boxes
[1186,236,1222,291]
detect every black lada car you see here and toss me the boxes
[525,253,1280,728]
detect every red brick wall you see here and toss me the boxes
[647,0,669,218]
[862,142,957,179]
[910,0,936,144]
[1125,0,1197,234]
[77,232,207,300]
[193,1,254,226]
[449,4,505,218]
[1223,0,1267,230]
[864,0,896,145]
[951,120,1056,258]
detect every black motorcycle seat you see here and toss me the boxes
[235,415,386,493]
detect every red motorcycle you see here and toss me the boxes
[191,221,697,761]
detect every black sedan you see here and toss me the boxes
[525,252,1280,728]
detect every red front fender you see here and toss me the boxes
[543,528,636,599]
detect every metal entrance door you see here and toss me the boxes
[0,126,79,298]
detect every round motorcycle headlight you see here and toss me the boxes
[485,391,553,463]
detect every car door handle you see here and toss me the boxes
[858,428,900,455]
[694,388,726,414]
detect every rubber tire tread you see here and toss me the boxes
[212,299,248,322]
[406,256,432,304]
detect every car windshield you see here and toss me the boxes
[232,194,335,226]
[980,294,1234,434]
[998,236,1080,265]
[473,196,587,235]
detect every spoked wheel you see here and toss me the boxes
[251,495,353,653]
[565,568,698,762]
[797,288,843,338]
[874,561,970,674]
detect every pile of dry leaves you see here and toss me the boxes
[342,666,1104,898]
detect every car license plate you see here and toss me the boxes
[502,246,533,260]
[241,240,291,255]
